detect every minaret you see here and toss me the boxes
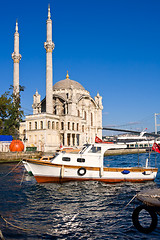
[44,5,55,114]
[12,20,22,96]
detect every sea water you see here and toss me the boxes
[0,153,160,239]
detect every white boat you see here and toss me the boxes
[116,129,160,149]
[22,143,158,183]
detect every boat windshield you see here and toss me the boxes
[50,153,59,162]
[79,144,91,154]
[88,146,101,153]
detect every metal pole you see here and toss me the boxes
[155,113,157,134]
[137,142,139,167]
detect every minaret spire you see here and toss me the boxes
[44,4,55,114]
[48,4,51,19]
[15,20,18,32]
[12,20,22,96]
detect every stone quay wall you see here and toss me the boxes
[0,151,42,163]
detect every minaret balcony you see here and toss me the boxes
[44,41,55,52]
[12,52,22,62]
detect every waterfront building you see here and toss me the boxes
[0,136,13,152]
[17,6,103,152]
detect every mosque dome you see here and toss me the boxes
[53,71,85,91]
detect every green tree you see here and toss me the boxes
[0,85,24,138]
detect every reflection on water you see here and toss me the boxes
[0,153,160,239]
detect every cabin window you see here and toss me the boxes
[89,146,101,153]
[62,157,71,161]
[77,158,85,163]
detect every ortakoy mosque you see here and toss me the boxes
[12,6,103,152]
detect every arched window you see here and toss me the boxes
[68,122,70,130]
[61,122,64,130]
[84,111,87,120]
[77,110,80,117]
[56,122,59,130]
[40,121,43,129]
[72,123,74,130]
[35,121,37,129]
[29,122,32,130]
[54,106,57,115]
[52,121,55,129]
[82,125,84,132]
[48,121,51,129]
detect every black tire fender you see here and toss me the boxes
[132,205,158,234]
[77,167,86,176]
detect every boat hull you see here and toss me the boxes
[23,159,158,183]
[34,176,157,183]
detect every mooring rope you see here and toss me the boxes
[0,194,138,235]
[0,215,32,232]
[107,194,137,226]
[0,160,23,179]
[20,168,26,186]
[0,229,5,240]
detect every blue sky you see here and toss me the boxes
[0,0,160,134]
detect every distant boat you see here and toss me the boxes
[104,128,160,149]
[23,143,157,183]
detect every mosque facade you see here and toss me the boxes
[17,6,103,152]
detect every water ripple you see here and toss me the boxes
[0,154,160,239]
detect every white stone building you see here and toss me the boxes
[17,6,103,152]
